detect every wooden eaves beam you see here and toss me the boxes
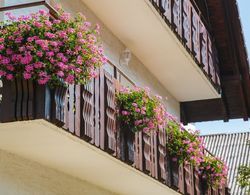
[0,0,58,18]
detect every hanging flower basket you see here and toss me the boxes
[0,8,106,87]
[198,155,228,189]
[166,114,204,166]
[116,86,166,133]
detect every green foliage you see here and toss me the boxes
[166,118,203,166]
[116,87,166,133]
[199,155,228,188]
[237,165,250,192]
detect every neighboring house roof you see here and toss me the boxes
[202,132,250,195]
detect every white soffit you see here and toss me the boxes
[81,0,220,101]
[0,120,179,195]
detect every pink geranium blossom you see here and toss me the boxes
[0,9,105,86]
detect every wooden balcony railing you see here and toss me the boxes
[150,0,221,91]
[0,68,229,195]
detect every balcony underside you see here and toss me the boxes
[0,120,178,195]
[81,0,220,102]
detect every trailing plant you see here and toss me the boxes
[116,87,166,133]
[198,155,228,188]
[165,115,204,166]
[237,165,250,193]
[0,8,106,86]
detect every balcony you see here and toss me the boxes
[0,66,229,194]
[0,1,230,194]
[81,0,221,101]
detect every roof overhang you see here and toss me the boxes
[181,0,250,123]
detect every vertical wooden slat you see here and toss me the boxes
[165,157,171,186]
[75,85,82,137]
[143,132,152,174]
[184,163,195,195]
[100,68,105,150]
[173,0,182,36]
[152,131,158,179]
[21,79,28,120]
[94,69,100,147]
[158,127,167,182]
[68,84,75,133]
[208,37,216,82]
[207,186,212,195]
[82,80,94,141]
[194,170,202,195]
[192,10,201,63]
[183,0,192,49]
[200,22,209,72]
[161,0,172,23]
[15,78,22,120]
[104,71,116,154]
[135,131,143,170]
[54,87,60,122]
[27,80,34,120]
[178,163,185,193]
[0,79,16,122]
[63,87,69,130]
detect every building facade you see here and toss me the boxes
[0,0,249,194]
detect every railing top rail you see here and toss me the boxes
[0,0,58,18]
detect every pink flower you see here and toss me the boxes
[45,20,52,28]
[21,54,32,65]
[50,41,58,47]
[143,127,149,132]
[57,31,67,39]
[121,111,129,116]
[0,44,5,50]
[77,32,83,38]
[23,72,31,80]
[34,62,43,68]
[2,58,10,65]
[134,120,142,125]
[45,32,55,39]
[76,56,83,65]
[36,51,43,57]
[60,12,71,21]
[27,37,34,42]
[65,74,75,84]
[68,28,75,33]
[25,65,34,72]
[6,74,13,80]
[90,69,98,78]
[57,71,64,77]
[33,21,43,28]
[38,9,47,16]
[46,51,54,57]
[15,37,23,43]
[0,70,6,76]
[132,103,137,107]
[6,65,14,71]
[135,108,140,113]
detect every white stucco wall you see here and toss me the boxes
[56,0,180,117]
[0,149,116,195]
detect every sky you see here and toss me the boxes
[196,0,250,135]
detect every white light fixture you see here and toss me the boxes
[119,48,132,67]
